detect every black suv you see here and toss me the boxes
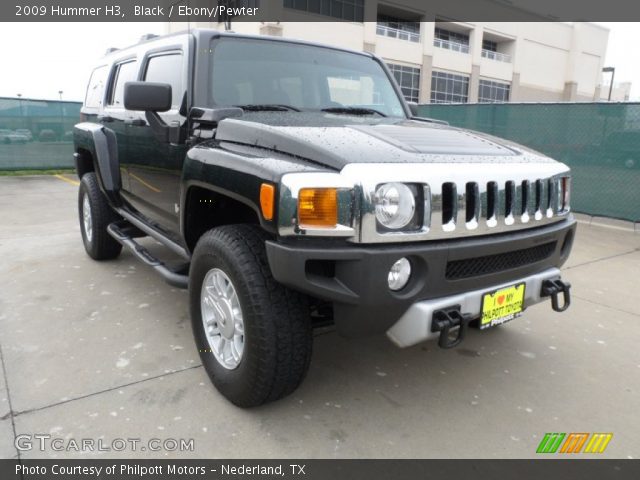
[74,30,575,407]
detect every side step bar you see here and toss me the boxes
[107,222,189,289]
[115,208,190,260]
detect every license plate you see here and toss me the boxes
[480,283,525,330]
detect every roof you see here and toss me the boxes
[103,28,374,60]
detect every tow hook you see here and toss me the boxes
[431,306,472,349]
[541,279,572,312]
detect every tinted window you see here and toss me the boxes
[144,53,184,108]
[109,60,138,107]
[210,38,405,117]
[85,66,109,108]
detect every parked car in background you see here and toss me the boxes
[0,128,29,144]
[38,129,57,142]
[14,128,33,141]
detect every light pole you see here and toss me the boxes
[58,91,64,141]
[602,67,615,101]
[17,93,24,129]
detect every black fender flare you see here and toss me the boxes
[73,122,121,205]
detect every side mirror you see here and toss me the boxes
[407,101,419,116]
[124,82,172,112]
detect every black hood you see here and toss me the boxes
[214,114,554,170]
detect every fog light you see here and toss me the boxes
[388,257,411,291]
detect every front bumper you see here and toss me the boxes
[266,216,576,338]
[387,267,561,347]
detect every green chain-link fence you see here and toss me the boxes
[0,97,81,170]
[1,97,638,221]
[417,102,640,222]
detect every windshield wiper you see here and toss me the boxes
[235,104,301,112]
[321,107,387,117]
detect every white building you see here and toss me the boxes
[599,81,632,101]
[167,3,617,104]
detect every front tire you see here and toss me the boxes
[189,225,312,407]
[78,172,122,260]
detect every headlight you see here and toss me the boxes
[374,182,416,229]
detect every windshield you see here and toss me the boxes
[209,37,407,118]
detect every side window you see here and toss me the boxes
[109,60,138,108]
[144,53,184,109]
[84,66,108,108]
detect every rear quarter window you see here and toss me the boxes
[84,66,109,108]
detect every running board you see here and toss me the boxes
[107,222,189,289]
[115,208,190,260]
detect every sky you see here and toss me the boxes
[0,22,638,101]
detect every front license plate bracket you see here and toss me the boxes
[480,283,526,330]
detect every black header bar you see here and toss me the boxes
[1,459,640,480]
[4,0,640,22]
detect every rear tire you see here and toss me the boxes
[189,224,312,407]
[78,172,122,260]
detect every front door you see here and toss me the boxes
[126,50,188,235]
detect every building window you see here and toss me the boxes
[478,79,511,103]
[387,63,421,103]
[482,39,497,52]
[283,0,364,21]
[481,38,511,62]
[433,27,470,53]
[376,14,420,42]
[430,71,469,104]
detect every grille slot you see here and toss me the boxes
[445,242,557,280]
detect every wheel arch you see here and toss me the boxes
[73,122,121,205]
[182,182,271,253]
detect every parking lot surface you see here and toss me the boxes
[0,175,638,459]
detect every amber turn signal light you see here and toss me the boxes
[260,183,275,220]
[298,188,338,227]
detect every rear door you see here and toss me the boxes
[102,58,140,196]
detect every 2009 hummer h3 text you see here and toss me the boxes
[74,30,575,407]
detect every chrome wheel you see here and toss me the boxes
[82,194,93,243]
[200,268,244,370]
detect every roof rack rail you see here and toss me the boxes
[139,33,159,42]
[105,47,119,55]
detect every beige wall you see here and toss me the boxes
[167,17,614,103]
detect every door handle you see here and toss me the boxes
[125,118,147,126]
[97,115,114,123]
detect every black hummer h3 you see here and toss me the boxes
[74,30,575,407]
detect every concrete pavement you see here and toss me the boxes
[0,175,638,459]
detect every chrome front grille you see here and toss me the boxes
[432,177,560,234]
[341,162,571,244]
